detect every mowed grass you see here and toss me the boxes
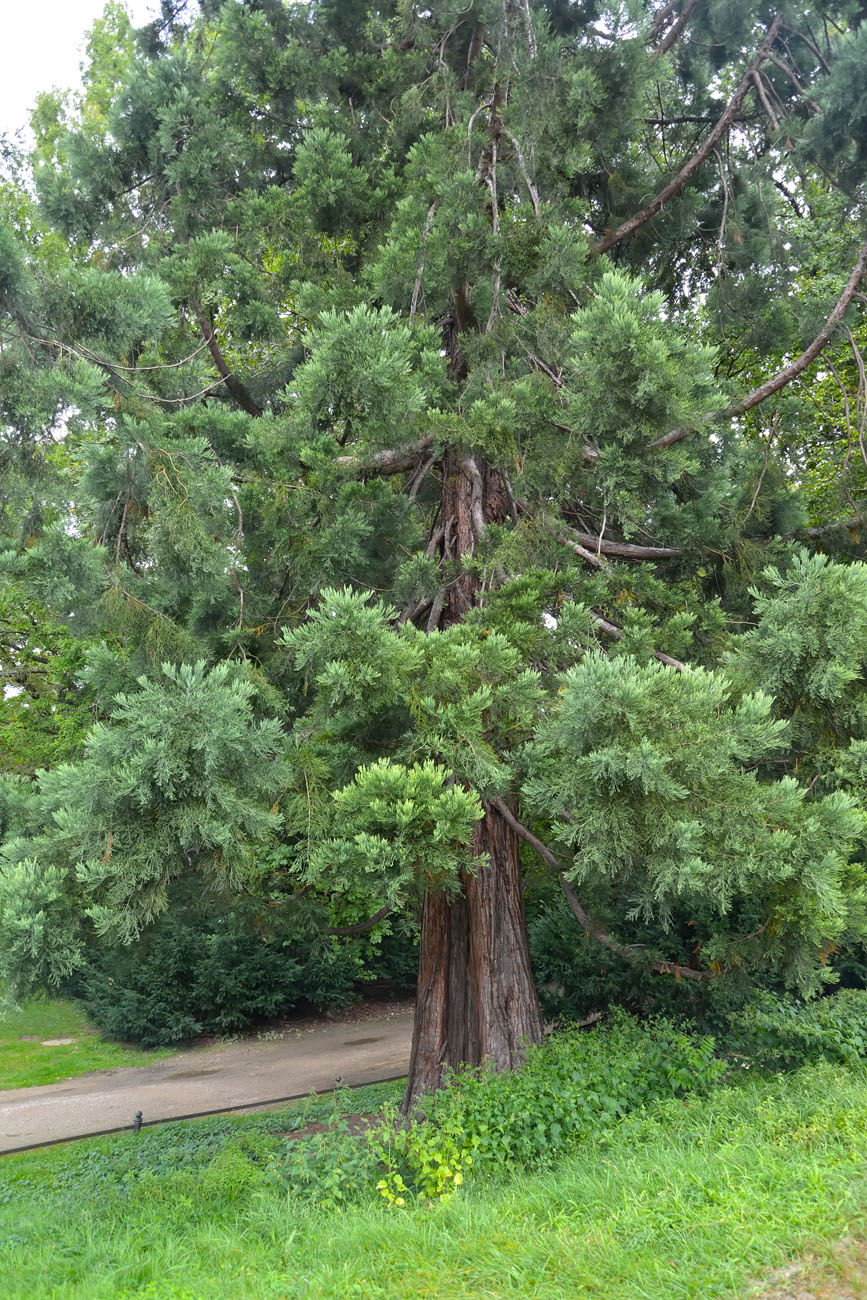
[2,1063,867,1300]
[0,998,174,1088]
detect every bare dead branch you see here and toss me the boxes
[465,456,487,539]
[584,605,692,671]
[426,524,445,559]
[335,435,435,475]
[408,455,436,500]
[566,527,682,560]
[558,531,608,571]
[502,128,541,218]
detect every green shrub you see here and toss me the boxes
[354,922,419,995]
[728,988,867,1069]
[528,896,753,1032]
[78,901,360,1045]
[259,1014,726,1208]
[367,1012,724,1203]
[268,1110,382,1209]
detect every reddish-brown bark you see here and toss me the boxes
[402,800,543,1111]
[402,421,543,1110]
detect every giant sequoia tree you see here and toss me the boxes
[3,0,867,1106]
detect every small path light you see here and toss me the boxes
[132,1111,143,1134]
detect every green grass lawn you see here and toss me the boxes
[2,1064,867,1299]
[0,998,175,1089]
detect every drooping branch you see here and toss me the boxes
[323,903,394,937]
[598,14,784,255]
[191,296,263,418]
[651,238,867,451]
[488,798,720,982]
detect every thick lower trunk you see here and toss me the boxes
[402,800,543,1112]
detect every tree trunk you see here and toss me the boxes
[401,215,542,1108]
[402,799,543,1112]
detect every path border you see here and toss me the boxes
[0,1071,407,1157]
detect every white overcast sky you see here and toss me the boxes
[1,1,158,141]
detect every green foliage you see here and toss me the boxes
[270,1106,382,1210]
[3,0,867,1099]
[0,661,287,995]
[728,988,867,1071]
[78,900,359,1046]
[285,304,446,451]
[260,1014,725,1209]
[523,653,866,990]
[568,268,723,448]
[730,550,867,768]
[372,1013,724,1202]
[312,759,482,901]
[0,582,93,775]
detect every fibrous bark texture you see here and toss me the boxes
[402,800,543,1111]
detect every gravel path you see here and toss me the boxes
[0,1002,413,1153]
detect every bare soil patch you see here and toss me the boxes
[748,1238,867,1299]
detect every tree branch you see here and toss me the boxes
[323,903,394,937]
[489,798,720,981]
[334,435,435,475]
[410,202,438,319]
[649,0,684,43]
[651,0,698,60]
[598,14,784,255]
[565,527,682,561]
[191,296,263,418]
[502,128,541,219]
[803,512,867,539]
[465,456,487,539]
[558,531,608,571]
[651,238,867,451]
[586,606,692,671]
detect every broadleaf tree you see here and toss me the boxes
[2,0,867,1106]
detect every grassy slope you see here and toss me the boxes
[2,1064,867,1300]
[0,999,174,1088]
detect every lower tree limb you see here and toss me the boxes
[490,797,722,983]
